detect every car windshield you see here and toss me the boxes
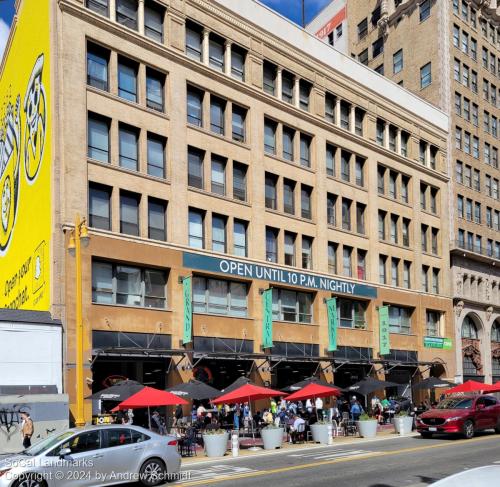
[436,398,473,410]
[23,431,74,456]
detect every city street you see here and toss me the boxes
[172,433,500,486]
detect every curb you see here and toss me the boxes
[181,432,420,467]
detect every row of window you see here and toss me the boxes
[454,92,500,140]
[457,229,500,259]
[453,0,500,48]
[187,85,248,143]
[88,112,167,178]
[327,194,366,236]
[326,144,366,187]
[90,259,443,335]
[457,196,497,226]
[456,161,500,200]
[455,126,498,166]
[87,41,165,112]
[187,146,248,202]
[377,165,411,204]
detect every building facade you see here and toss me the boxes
[2,0,455,423]
[308,0,500,384]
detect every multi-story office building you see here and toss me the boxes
[1,0,454,423]
[307,0,500,384]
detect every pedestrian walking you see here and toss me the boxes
[315,397,324,420]
[233,402,241,430]
[20,412,34,449]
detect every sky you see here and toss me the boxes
[0,0,331,60]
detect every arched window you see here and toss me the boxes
[462,316,479,339]
[491,322,500,343]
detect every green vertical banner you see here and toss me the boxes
[379,305,390,356]
[326,298,338,352]
[182,276,192,345]
[262,288,273,349]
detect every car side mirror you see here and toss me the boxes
[59,447,72,459]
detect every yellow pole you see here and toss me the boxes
[74,213,85,427]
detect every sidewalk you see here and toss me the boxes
[181,428,419,465]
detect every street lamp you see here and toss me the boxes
[67,214,90,426]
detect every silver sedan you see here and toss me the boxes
[0,425,181,487]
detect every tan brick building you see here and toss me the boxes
[309,0,500,384]
[3,0,456,423]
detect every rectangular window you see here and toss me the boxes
[211,155,226,196]
[471,71,477,93]
[356,203,366,234]
[421,224,428,252]
[420,183,427,210]
[400,132,409,157]
[338,299,367,329]
[456,161,463,183]
[283,179,295,215]
[231,45,246,81]
[232,105,247,142]
[390,214,398,244]
[401,175,409,203]
[389,170,397,199]
[402,218,410,246]
[148,197,166,241]
[403,261,411,289]
[89,182,111,230]
[461,31,469,53]
[341,150,350,182]
[391,258,399,287]
[210,96,225,135]
[282,126,295,161]
[378,165,385,194]
[209,34,225,71]
[328,242,337,274]
[340,101,350,130]
[419,0,431,21]
[343,246,352,277]
[87,42,109,91]
[185,20,202,61]
[232,162,247,202]
[355,109,364,136]
[118,56,138,102]
[342,198,351,231]
[326,144,336,177]
[233,219,247,257]
[463,64,469,87]
[302,236,313,270]
[355,157,365,186]
[379,255,387,284]
[422,266,429,292]
[147,133,165,178]
[116,0,138,30]
[432,268,440,294]
[453,25,460,48]
[187,147,204,189]
[266,227,278,263]
[454,59,460,81]
[265,173,277,210]
[264,119,276,154]
[284,232,296,266]
[376,119,385,146]
[358,48,368,66]
[463,98,470,121]
[431,228,438,255]
[272,288,312,324]
[263,61,276,96]
[389,306,412,334]
[193,277,248,317]
[430,187,438,214]
[300,134,311,167]
[301,185,312,220]
[188,208,204,248]
[372,37,384,57]
[120,191,140,236]
[144,0,164,42]
[118,124,139,171]
[92,260,167,309]
[378,211,386,241]
[187,86,203,126]
[299,80,311,111]
[327,193,336,226]
[393,49,403,74]
[325,93,336,123]
[388,125,397,152]
[87,113,109,163]
[358,18,368,39]
[212,214,227,253]
[420,62,432,88]
[282,71,294,104]
[146,68,165,112]
[87,0,109,16]
[357,249,367,281]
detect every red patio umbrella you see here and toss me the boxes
[483,381,500,394]
[117,386,188,429]
[284,382,341,402]
[443,380,491,395]
[211,383,283,404]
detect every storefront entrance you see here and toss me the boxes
[192,358,254,391]
[272,361,318,390]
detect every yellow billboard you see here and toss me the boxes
[0,0,51,310]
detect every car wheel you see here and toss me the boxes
[13,474,47,487]
[139,458,167,487]
[420,432,433,439]
[463,420,474,439]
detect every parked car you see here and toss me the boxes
[0,425,180,487]
[431,465,500,485]
[416,394,500,439]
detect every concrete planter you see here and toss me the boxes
[261,427,284,449]
[357,420,378,438]
[202,432,229,457]
[394,416,414,434]
[310,423,332,444]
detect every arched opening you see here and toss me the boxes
[461,315,484,382]
[491,320,500,383]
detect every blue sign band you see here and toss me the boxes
[182,252,377,299]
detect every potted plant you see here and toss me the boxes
[356,413,378,438]
[202,429,229,457]
[310,420,333,444]
[394,411,414,434]
[261,424,284,450]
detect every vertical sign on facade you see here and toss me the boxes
[182,276,192,345]
[326,297,338,352]
[262,288,273,349]
[379,306,390,356]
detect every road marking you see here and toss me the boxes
[183,465,258,481]
[175,434,500,486]
[289,448,373,460]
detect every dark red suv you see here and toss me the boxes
[416,395,500,439]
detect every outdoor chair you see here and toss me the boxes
[178,427,197,457]
[292,423,306,444]
[331,419,343,437]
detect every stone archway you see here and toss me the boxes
[461,314,483,379]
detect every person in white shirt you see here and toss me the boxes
[305,398,313,414]
[315,397,324,420]
[290,415,306,443]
